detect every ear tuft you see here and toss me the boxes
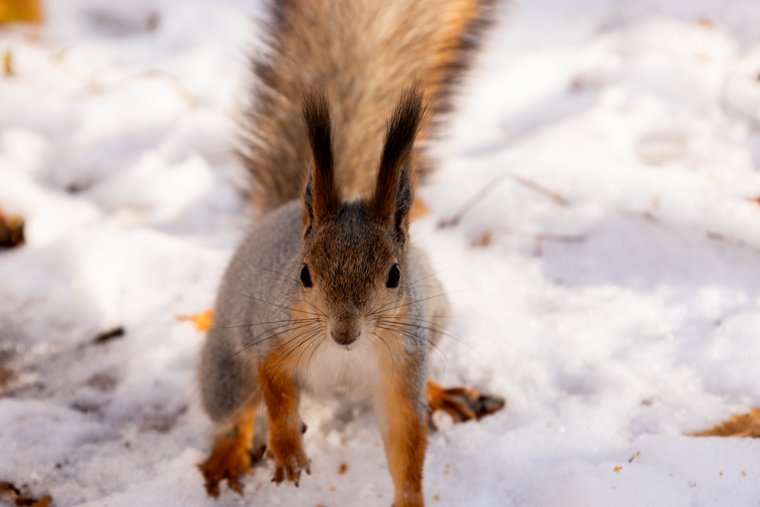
[302,89,339,228]
[372,86,425,237]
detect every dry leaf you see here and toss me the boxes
[410,198,429,221]
[0,365,13,390]
[471,231,493,248]
[613,466,622,473]
[696,17,714,29]
[691,408,760,438]
[0,0,44,24]
[179,309,214,332]
[337,462,348,475]
[2,49,13,77]
[0,208,24,249]
[0,481,52,507]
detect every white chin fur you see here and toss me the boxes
[298,333,380,402]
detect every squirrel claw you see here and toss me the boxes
[271,451,310,486]
[198,435,253,498]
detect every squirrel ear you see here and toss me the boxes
[302,89,339,230]
[372,87,424,241]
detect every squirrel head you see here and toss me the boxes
[297,88,423,348]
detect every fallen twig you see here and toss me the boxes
[439,172,569,228]
[93,326,125,345]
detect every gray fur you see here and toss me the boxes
[198,200,448,423]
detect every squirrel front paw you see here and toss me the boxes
[198,432,253,497]
[268,430,311,486]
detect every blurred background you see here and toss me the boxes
[1,0,759,506]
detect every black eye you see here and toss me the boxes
[300,264,313,288]
[386,264,401,288]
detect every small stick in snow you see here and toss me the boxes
[438,173,508,228]
[93,326,125,344]
[439,173,568,229]
[472,227,585,255]
[507,173,569,207]
[78,69,200,107]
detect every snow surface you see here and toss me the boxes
[2,0,760,505]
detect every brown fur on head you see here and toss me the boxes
[299,88,424,347]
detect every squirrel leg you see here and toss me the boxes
[426,380,505,428]
[260,356,310,486]
[377,359,428,507]
[198,401,258,497]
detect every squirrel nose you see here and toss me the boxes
[330,326,361,345]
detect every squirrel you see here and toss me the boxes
[197,1,499,506]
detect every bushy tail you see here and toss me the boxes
[243,0,497,214]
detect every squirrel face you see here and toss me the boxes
[297,88,423,348]
[300,202,406,347]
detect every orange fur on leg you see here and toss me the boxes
[378,356,428,507]
[198,402,257,497]
[260,354,310,485]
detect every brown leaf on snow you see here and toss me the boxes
[2,49,13,77]
[471,231,493,248]
[0,480,53,507]
[0,208,25,249]
[691,409,760,438]
[410,198,430,221]
[0,365,14,390]
[696,17,714,29]
[179,309,214,332]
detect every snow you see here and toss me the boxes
[2,0,760,505]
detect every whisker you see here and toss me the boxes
[373,316,455,341]
[300,300,328,318]
[230,288,323,317]
[243,261,299,283]
[270,327,324,378]
[305,335,326,383]
[374,323,449,369]
[407,270,443,287]
[367,292,451,317]
[234,321,321,356]
[369,331,397,379]
[375,316,475,354]
[295,330,324,373]
[214,317,319,330]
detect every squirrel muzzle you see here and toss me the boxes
[329,313,361,347]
